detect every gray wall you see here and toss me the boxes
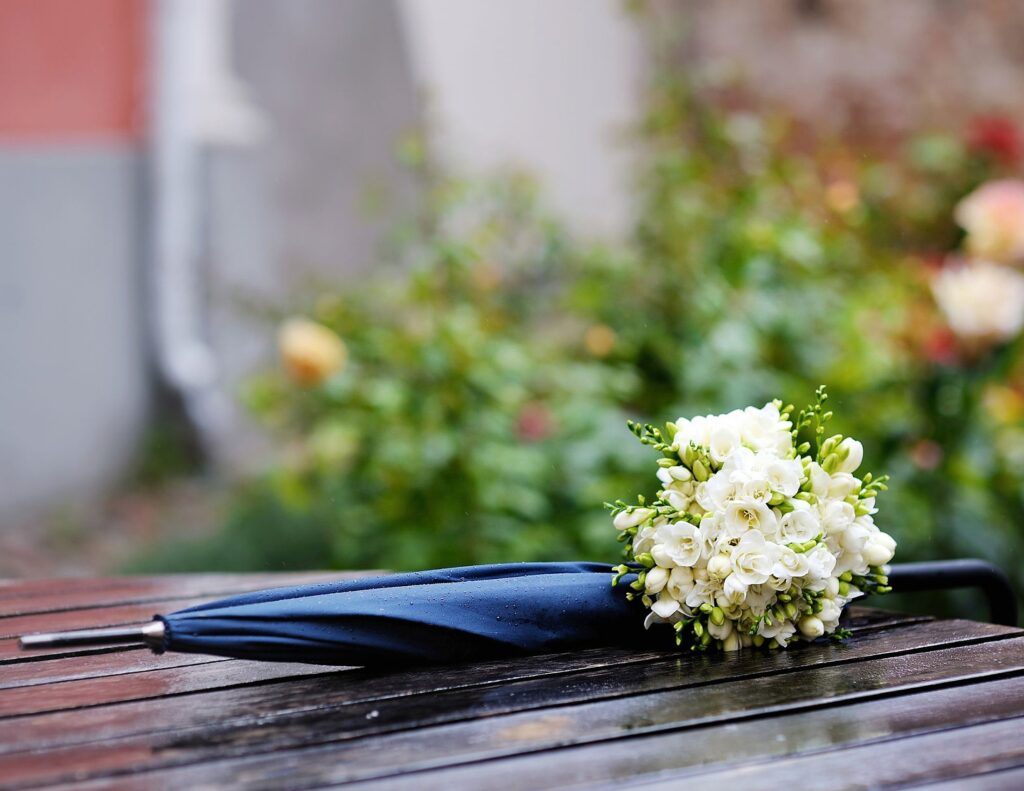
[0,147,149,520]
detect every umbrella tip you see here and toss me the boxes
[19,621,166,651]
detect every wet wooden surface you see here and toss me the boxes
[0,574,1021,790]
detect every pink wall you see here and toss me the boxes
[0,0,146,141]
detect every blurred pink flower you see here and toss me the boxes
[954,180,1024,263]
[909,439,943,471]
[516,402,555,443]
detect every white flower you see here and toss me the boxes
[772,545,810,579]
[821,501,856,535]
[835,438,864,474]
[827,472,860,500]
[666,567,695,601]
[778,509,819,544]
[730,531,776,586]
[932,259,1024,344]
[740,402,793,454]
[708,617,733,641]
[721,573,748,605]
[806,461,832,497]
[697,473,736,511]
[805,543,837,581]
[723,498,778,539]
[633,524,657,556]
[818,598,842,624]
[651,589,681,618]
[765,458,803,497]
[708,423,742,465]
[613,508,655,531]
[758,617,797,646]
[744,584,775,617]
[651,522,703,568]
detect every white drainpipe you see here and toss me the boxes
[148,0,264,454]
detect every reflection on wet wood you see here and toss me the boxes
[0,574,1020,790]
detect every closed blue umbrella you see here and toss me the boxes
[19,560,1015,665]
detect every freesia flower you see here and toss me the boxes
[614,393,894,652]
[954,180,1024,263]
[651,521,703,568]
[931,259,1024,345]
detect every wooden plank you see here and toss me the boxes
[0,572,377,618]
[2,626,1019,788]
[633,716,1024,791]
[0,615,982,751]
[0,645,669,750]
[307,675,1024,790]
[0,649,227,690]
[0,660,339,718]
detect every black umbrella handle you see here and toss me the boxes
[887,559,1018,626]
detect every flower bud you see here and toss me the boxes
[862,532,897,566]
[644,566,669,595]
[613,508,654,531]
[634,552,655,568]
[798,616,825,638]
[836,438,864,474]
[722,631,741,652]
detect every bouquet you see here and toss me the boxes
[610,387,897,652]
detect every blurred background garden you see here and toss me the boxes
[2,0,1024,622]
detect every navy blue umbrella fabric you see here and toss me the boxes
[158,562,658,666]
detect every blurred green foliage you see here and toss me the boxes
[139,18,1024,619]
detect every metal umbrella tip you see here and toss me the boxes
[19,621,166,651]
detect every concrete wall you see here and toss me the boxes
[0,146,148,519]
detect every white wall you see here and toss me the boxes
[399,0,643,238]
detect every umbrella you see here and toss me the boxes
[19,559,1016,666]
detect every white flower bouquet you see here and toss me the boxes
[610,387,896,652]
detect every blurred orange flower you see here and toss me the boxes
[278,318,347,386]
[584,324,617,357]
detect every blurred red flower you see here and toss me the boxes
[967,115,1021,166]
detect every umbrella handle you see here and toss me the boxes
[887,559,1018,626]
[19,621,165,651]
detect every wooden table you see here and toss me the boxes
[2,573,1023,790]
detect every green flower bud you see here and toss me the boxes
[692,459,710,482]
[710,607,725,626]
